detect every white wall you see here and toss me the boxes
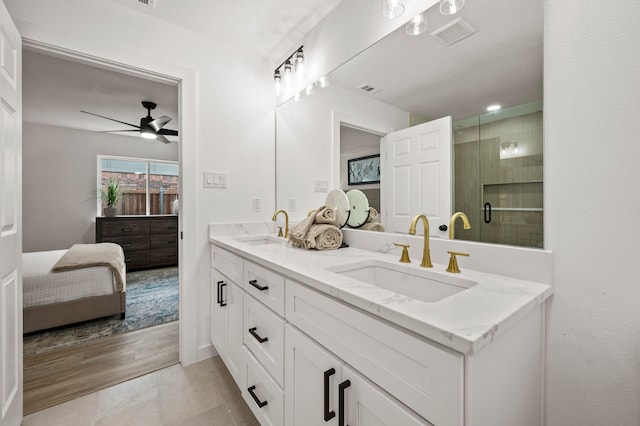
[22,123,178,252]
[6,0,276,364]
[276,84,407,220]
[544,0,640,424]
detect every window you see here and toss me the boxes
[98,156,179,216]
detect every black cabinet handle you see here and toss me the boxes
[247,385,268,408]
[216,280,223,305]
[220,282,227,307]
[248,279,269,291]
[338,379,351,426]
[484,202,492,224]
[124,258,132,263]
[324,368,336,421]
[121,227,132,232]
[439,224,448,231]
[122,243,132,248]
[248,327,268,343]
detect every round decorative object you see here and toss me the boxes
[325,189,350,228]
[346,190,370,228]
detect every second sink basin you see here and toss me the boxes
[327,260,477,303]
[234,235,285,246]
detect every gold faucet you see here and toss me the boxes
[272,209,289,238]
[408,214,432,268]
[449,212,471,240]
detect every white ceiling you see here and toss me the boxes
[330,0,543,121]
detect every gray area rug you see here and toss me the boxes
[23,266,179,356]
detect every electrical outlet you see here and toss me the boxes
[288,199,297,212]
[252,198,262,213]
[314,179,329,193]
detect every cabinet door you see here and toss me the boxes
[285,325,343,426]
[210,270,227,357]
[342,365,430,426]
[226,282,244,386]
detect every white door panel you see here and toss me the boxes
[382,117,451,236]
[0,1,21,425]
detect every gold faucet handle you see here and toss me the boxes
[446,251,469,273]
[394,243,411,263]
[277,226,283,237]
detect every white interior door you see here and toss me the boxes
[0,2,22,425]
[382,116,451,236]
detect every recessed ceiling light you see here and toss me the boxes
[487,104,501,112]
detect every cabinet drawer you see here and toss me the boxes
[104,235,149,252]
[150,234,177,249]
[286,280,464,426]
[244,293,285,387]
[150,217,178,234]
[149,247,177,266]
[244,261,285,316]
[98,219,150,237]
[211,246,243,285]
[243,347,284,426]
[123,250,149,270]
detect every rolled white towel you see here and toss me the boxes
[367,207,379,222]
[359,222,385,232]
[315,206,337,225]
[304,224,343,250]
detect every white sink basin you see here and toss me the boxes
[327,260,477,303]
[234,235,285,246]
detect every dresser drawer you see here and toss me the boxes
[150,217,178,234]
[104,235,150,251]
[286,279,464,426]
[148,247,177,266]
[98,219,150,237]
[244,261,285,316]
[150,234,177,249]
[123,250,149,270]
[211,246,243,284]
[244,293,285,387]
[243,347,284,426]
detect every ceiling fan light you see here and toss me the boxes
[141,129,157,139]
[406,13,427,36]
[439,0,464,15]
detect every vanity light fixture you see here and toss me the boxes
[439,0,465,15]
[406,12,427,35]
[273,46,304,96]
[382,0,405,19]
[487,104,501,112]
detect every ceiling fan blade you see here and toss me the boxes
[157,134,171,144]
[81,110,140,129]
[149,115,172,132]
[100,129,139,133]
[157,128,178,136]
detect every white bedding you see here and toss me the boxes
[23,249,123,308]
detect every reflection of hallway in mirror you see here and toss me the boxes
[453,101,543,248]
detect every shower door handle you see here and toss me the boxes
[484,202,492,224]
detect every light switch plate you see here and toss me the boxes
[314,179,329,193]
[252,198,262,213]
[204,172,227,189]
[288,199,296,212]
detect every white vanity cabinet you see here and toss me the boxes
[210,247,245,385]
[285,324,428,426]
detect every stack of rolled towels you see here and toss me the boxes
[356,207,386,232]
[288,205,343,250]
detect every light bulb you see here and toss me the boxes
[514,143,519,154]
[382,0,405,19]
[439,0,464,15]
[487,104,501,112]
[283,61,293,88]
[305,83,315,96]
[141,130,157,140]
[274,71,282,96]
[406,13,427,36]
[317,76,329,88]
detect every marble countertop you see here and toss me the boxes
[210,233,553,356]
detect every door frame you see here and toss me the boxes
[21,38,199,365]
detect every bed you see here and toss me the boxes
[22,243,127,333]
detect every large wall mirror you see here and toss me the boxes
[276,0,543,248]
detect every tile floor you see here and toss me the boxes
[23,356,259,426]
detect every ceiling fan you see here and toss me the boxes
[81,101,178,144]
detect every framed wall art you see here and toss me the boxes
[348,154,380,185]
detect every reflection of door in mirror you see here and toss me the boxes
[454,101,543,248]
[382,117,452,237]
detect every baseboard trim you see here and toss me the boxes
[197,342,217,362]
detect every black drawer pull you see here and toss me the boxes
[247,385,268,408]
[338,379,351,426]
[324,368,336,421]
[124,258,132,263]
[167,226,177,230]
[219,282,227,307]
[248,279,268,291]
[216,280,223,304]
[121,227,133,232]
[122,243,132,248]
[248,327,268,343]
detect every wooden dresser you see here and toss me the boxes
[95,215,178,271]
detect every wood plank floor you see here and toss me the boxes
[23,321,179,415]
